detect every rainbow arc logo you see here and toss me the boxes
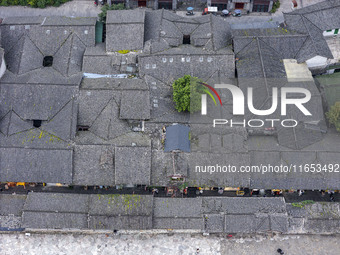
[199,82,223,115]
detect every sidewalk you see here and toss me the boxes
[0,232,339,255]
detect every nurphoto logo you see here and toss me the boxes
[200,83,312,128]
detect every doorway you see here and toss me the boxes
[138,0,146,7]
[235,3,244,9]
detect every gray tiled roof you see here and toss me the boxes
[106,10,145,52]
[88,194,154,229]
[283,3,335,61]
[89,194,153,216]
[106,9,145,24]
[73,145,115,186]
[89,215,152,230]
[42,16,96,26]
[0,83,78,142]
[144,10,232,52]
[2,16,44,25]
[17,193,154,230]
[0,148,73,183]
[0,80,79,118]
[139,47,235,85]
[4,192,340,233]
[287,202,340,234]
[284,0,340,30]
[153,197,203,230]
[119,90,151,120]
[1,17,95,77]
[23,193,89,213]
[22,211,88,229]
[277,123,324,150]
[154,197,202,218]
[115,146,151,185]
[201,197,288,233]
[202,197,287,214]
[0,194,27,216]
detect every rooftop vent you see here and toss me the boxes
[43,56,53,67]
[77,125,90,131]
[183,35,190,45]
[33,120,42,128]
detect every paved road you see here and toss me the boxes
[0,1,101,18]
[0,233,339,255]
[0,0,324,20]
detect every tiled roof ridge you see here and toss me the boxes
[283,0,340,15]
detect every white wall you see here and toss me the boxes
[323,29,339,37]
[306,55,328,69]
[0,56,6,79]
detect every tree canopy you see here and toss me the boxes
[172,75,203,113]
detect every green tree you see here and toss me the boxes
[172,75,203,113]
[326,101,340,132]
[270,0,280,13]
[98,3,125,23]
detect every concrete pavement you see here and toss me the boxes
[0,233,339,255]
[0,1,101,18]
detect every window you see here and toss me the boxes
[183,35,191,45]
[211,3,227,11]
[33,120,42,128]
[158,2,172,9]
[253,4,269,12]
[43,56,53,67]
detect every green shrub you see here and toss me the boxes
[172,75,204,113]
[326,101,340,132]
[37,0,46,8]
[270,0,280,13]
[0,0,9,6]
[1,0,69,8]
[292,200,315,208]
[18,0,27,5]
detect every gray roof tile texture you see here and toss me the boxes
[4,193,340,233]
[0,148,73,183]
[119,90,151,120]
[115,147,151,185]
[14,193,154,230]
[0,194,27,216]
[106,10,145,52]
[106,9,145,24]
